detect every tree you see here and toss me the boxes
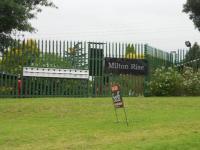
[125,44,144,59]
[0,39,40,74]
[0,0,57,53]
[183,0,200,31]
[185,42,200,61]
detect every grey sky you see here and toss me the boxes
[25,0,200,51]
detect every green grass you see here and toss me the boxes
[0,97,200,150]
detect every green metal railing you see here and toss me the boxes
[170,49,199,71]
[0,39,175,98]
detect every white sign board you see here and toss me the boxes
[23,67,89,79]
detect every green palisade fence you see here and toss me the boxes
[0,39,177,98]
[174,49,200,72]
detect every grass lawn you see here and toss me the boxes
[0,97,200,150]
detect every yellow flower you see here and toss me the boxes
[126,53,144,59]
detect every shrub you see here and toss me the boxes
[147,67,200,96]
[182,67,200,96]
[0,86,14,95]
[147,67,184,96]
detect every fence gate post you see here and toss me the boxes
[143,44,149,97]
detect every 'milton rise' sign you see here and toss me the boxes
[105,58,148,75]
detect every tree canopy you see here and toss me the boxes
[185,42,200,62]
[183,0,200,31]
[0,0,57,52]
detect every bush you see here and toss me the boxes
[147,67,200,96]
[182,67,200,96]
[0,86,14,95]
[147,67,184,96]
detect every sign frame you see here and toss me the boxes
[111,84,128,126]
[105,57,148,75]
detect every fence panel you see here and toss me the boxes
[0,39,178,98]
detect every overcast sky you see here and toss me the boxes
[24,0,200,51]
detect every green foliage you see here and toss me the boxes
[0,86,13,95]
[182,67,200,96]
[0,0,57,52]
[125,44,144,59]
[33,53,72,69]
[183,0,200,31]
[0,34,13,53]
[126,44,135,55]
[148,67,183,96]
[185,42,200,61]
[0,0,56,33]
[0,39,39,74]
[65,42,87,69]
[0,39,72,74]
[148,67,200,96]
[62,79,88,96]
